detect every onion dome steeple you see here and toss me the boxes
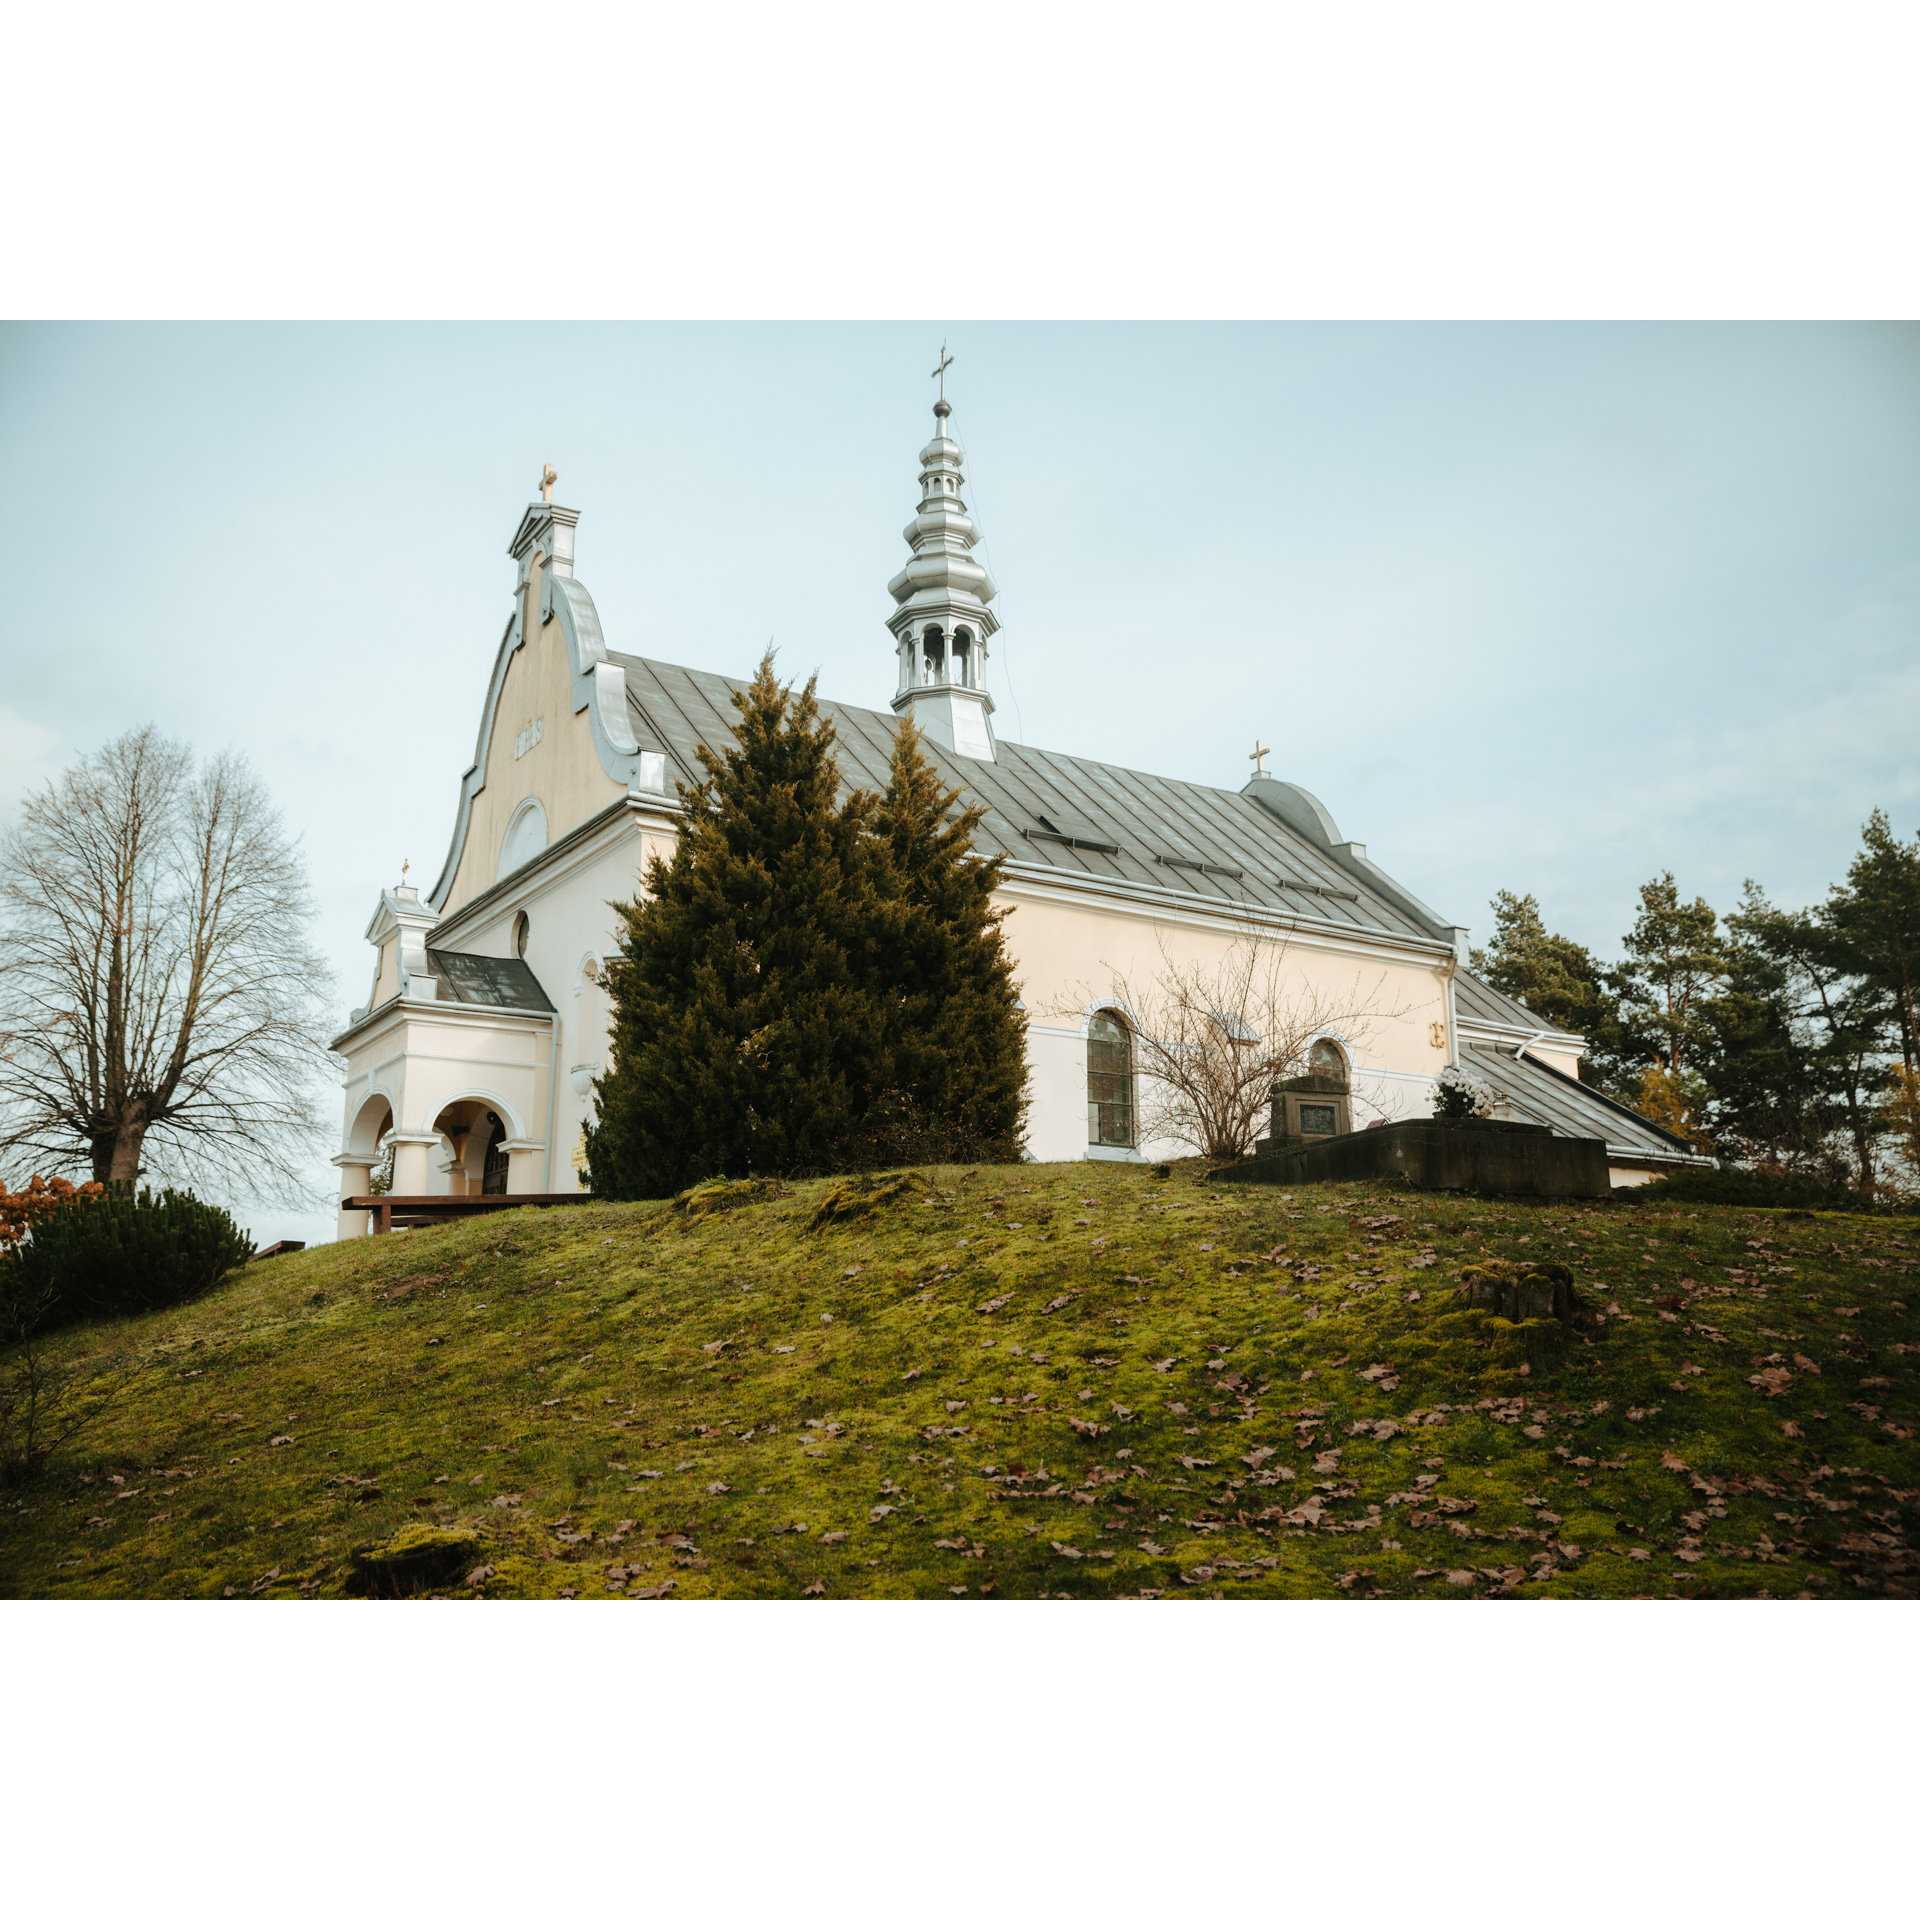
[887,353,999,762]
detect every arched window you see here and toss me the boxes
[574,955,608,1074]
[952,625,974,687]
[481,1111,509,1195]
[1308,1038,1349,1086]
[1274,1039,1353,1142]
[1087,1010,1134,1148]
[499,797,548,880]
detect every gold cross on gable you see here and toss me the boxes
[932,341,954,402]
[541,463,557,503]
[399,858,410,886]
[1249,740,1270,776]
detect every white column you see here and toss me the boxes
[504,1142,544,1195]
[332,1154,377,1241]
[387,1132,438,1195]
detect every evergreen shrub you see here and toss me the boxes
[6,1187,254,1337]
[587,659,1027,1198]
[1620,1165,1907,1214]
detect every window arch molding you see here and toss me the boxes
[1273,1031,1355,1144]
[498,796,548,881]
[1301,1030,1354,1082]
[425,1087,530,1141]
[345,1088,396,1157]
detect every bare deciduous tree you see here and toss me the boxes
[1049,921,1406,1160]
[0,726,337,1201]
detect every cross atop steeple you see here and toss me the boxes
[886,373,999,761]
[1249,740,1270,777]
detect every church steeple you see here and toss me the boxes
[887,360,999,761]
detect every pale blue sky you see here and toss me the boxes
[2,322,1916,1238]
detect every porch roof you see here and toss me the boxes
[421,949,555,1013]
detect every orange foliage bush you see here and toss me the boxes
[0,1176,107,1254]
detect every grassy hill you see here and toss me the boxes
[3,1160,1915,1600]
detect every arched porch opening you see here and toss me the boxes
[428,1097,520,1196]
[346,1091,394,1159]
[336,1092,395,1239]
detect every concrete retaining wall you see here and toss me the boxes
[1217,1117,1611,1199]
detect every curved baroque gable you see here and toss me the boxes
[428,509,650,914]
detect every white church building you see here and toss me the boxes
[330,394,1694,1233]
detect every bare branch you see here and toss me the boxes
[1044,914,1411,1160]
[0,728,339,1204]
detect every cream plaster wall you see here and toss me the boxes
[998,889,1455,1160]
[1003,893,1451,1056]
[1023,1023,1105,1162]
[441,554,626,920]
[359,784,1473,1192]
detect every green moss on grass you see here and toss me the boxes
[2,1162,1914,1599]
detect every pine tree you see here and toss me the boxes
[1711,881,1889,1191]
[585,656,885,1199]
[1616,872,1728,1081]
[1818,809,1920,1073]
[1469,890,1629,1087]
[861,718,1027,1163]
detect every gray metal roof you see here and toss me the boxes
[1453,969,1580,1039]
[1463,1041,1695,1164]
[424,949,555,1013]
[611,652,1446,947]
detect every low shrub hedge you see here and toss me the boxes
[3,1187,253,1339]
[1621,1164,1910,1214]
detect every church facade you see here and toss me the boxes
[330,398,1694,1234]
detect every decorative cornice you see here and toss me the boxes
[331,989,555,1055]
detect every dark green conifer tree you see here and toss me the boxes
[1816,809,1920,1072]
[861,718,1027,1163]
[1469,890,1629,1090]
[585,657,884,1199]
[1710,881,1889,1191]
